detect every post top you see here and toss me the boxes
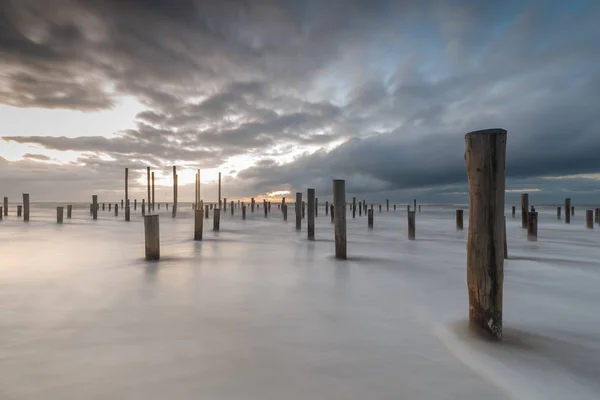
[465,128,507,137]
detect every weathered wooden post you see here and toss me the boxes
[134,199,137,210]
[142,199,146,217]
[565,198,571,224]
[144,215,160,261]
[194,209,204,240]
[264,200,267,218]
[520,194,528,228]
[213,208,220,231]
[17,205,22,217]
[302,201,305,219]
[456,210,463,230]
[218,172,222,210]
[250,198,254,213]
[92,195,97,220]
[121,199,124,208]
[386,199,389,211]
[282,204,287,221]
[413,199,417,212]
[511,206,515,218]
[359,201,362,216]
[0,206,3,220]
[146,166,151,212]
[504,217,508,259]
[352,197,356,218]
[586,210,594,229]
[172,166,178,218]
[295,192,302,230]
[307,189,315,240]
[368,208,374,228]
[268,201,271,212]
[407,211,416,239]
[527,210,538,241]
[3,197,7,216]
[231,201,234,215]
[315,198,318,217]
[557,206,561,220]
[330,204,334,222]
[333,179,346,259]
[571,205,574,216]
[205,205,209,219]
[152,172,155,211]
[56,206,63,223]
[595,208,600,224]
[108,203,111,212]
[115,204,118,217]
[465,128,506,340]
[325,200,329,216]
[67,204,72,219]
[102,203,105,211]
[407,205,410,212]
[125,200,130,222]
[393,204,396,211]
[242,204,247,220]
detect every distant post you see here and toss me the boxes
[565,198,571,223]
[520,194,528,228]
[330,204,334,223]
[224,197,227,212]
[218,172,222,210]
[302,201,305,219]
[511,206,515,218]
[172,166,178,218]
[17,205,22,217]
[67,204,72,219]
[92,195,97,220]
[231,201,234,215]
[194,209,204,240]
[144,215,160,261]
[386,199,389,211]
[134,199,137,210]
[125,200,130,222]
[295,192,302,230]
[205,205,209,219]
[213,208,220,231]
[368,208,373,228]
[242,204,247,220]
[3,197,7,216]
[456,209,463,230]
[595,208,599,224]
[147,166,151,212]
[264,199,267,218]
[57,206,63,223]
[152,172,155,211]
[115,204,119,217]
[315,198,318,217]
[586,210,594,229]
[352,197,356,219]
[23,193,30,221]
[282,204,287,221]
[527,210,538,241]
[251,198,255,213]
[465,128,506,340]
[333,179,346,259]
[557,206,561,220]
[109,203,112,211]
[307,189,315,240]
[325,200,329,216]
[407,211,415,239]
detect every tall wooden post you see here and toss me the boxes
[3,197,7,216]
[213,208,220,231]
[125,200,130,222]
[205,205,209,219]
[67,204,72,219]
[295,192,302,230]
[504,217,508,259]
[142,199,145,217]
[330,204,334,223]
[315,198,318,217]
[456,210,463,230]
[172,166,178,218]
[151,172,155,212]
[147,166,151,212]
[92,195,97,220]
[224,197,227,212]
[368,208,373,228]
[302,201,305,219]
[56,206,63,223]
[511,206,515,218]
[251,198,255,213]
[359,201,362,216]
[527,211,538,240]
[325,201,329,216]
[557,206,561,220]
[134,199,137,211]
[307,189,315,240]
[565,198,571,224]
[586,210,593,229]
[144,215,160,261]
[352,197,356,218]
[218,172,222,209]
[413,199,416,212]
[333,179,346,259]
[520,194,528,228]
[194,209,203,240]
[264,200,267,218]
[465,128,506,340]
[231,201,234,215]
[407,211,415,239]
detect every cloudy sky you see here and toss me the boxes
[1,0,599,204]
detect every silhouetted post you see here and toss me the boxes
[407,205,410,212]
[333,179,346,259]
[315,198,318,217]
[152,172,155,211]
[213,208,220,231]
[571,205,575,216]
[102,203,105,211]
[511,206,515,218]
[557,206,561,220]
[147,166,151,212]
[268,201,271,212]
[352,197,356,218]
[527,209,538,241]
[223,197,227,211]
[359,201,362,216]
[521,194,528,228]
[172,166,178,218]
[393,204,396,211]
[67,205,72,219]
[205,205,209,219]
[121,199,124,208]
[264,200,268,218]
[565,198,571,223]
[330,204,334,222]
[3,197,7,216]
[92,195,97,220]
[115,204,118,217]
[368,208,373,228]
[144,215,160,261]
[108,203,112,212]
[418,205,421,212]
[56,206,63,223]
[504,217,508,259]
[125,200,130,221]
[295,192,302,230]
[595,208,600,224]
[307,189,315,240]
[413,199,416,212]
[385,199,389,211]
[142,199,145,217]
[408,211,415,239]
[465,128,506,340]
[456,210,464,230]
[0,206,2,220]
[17,205,22,217]
[302,201,305,219]
[218,172,222,210]
[282,204,287,221]
[325,201,329,216]
[251,198,255,212]
[231,201,234,215]
[586,210,593,229]
[194,209,203,240]
[242,204,247,220]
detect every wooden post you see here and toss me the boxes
[17,205,22,217]
[108,203,112,211]
[511,206,515,218]
[386,199,389,211]
[3,197,7,216]
[394,204,396,211]
[152,172,155,211]
[251,198,255,213]
[333,179,346,259]
[144,215,160,261]
[213,208,220,231]
[586,210,593,229]
[264,199,267,218]
[302,201,305,219]
[147,166,151,212]
[194,209,204,240]
[172,166,178,218]
[315,198,318,217]
[307,189,315,240]
[418,205,421,212]
[520,194,528,228]
[408,211,415,239]
[359,200,362,216]
[565,198,571,224]
[242,204,247,220]
[571,205,574,217]
[218,172,222,210]
[121,199,124,208]
[413,199,417,212]
[67,204,72,219]
[92,195,97,220]
[378,204,382,212]
[557,206,561,220]
[205,205,209,219]
[224,197,227,211]
[0,206,3,220]
[142,200,146,217]
[465,128,506,340]
[282,204,287,221]
[407,205,410,212]
[352,197,356,219]
[231,201,234,215]
[330,204,334,223]
[57,206,63,223]
[295,192,302,230]
[456,210,463,230]
[527,211,538,240]
[102,203,105,211]
[504,217,508,259]
[595,208,600,224]
[368,208,373,228]
[115,204,118,217]
[125,200,130,222]
[325,200,329,216]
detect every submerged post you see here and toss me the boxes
[521,194,528,228]
[144,215,160,261]
[456,209,464,231]
[3,197,7,216]
[307,189,315,240]
[333,179,346,259]
[315,198,318,217]
[408,211,415,239]
[125,168,129,217]
[282,204,287,221]
[218,172,222,209]
[67,204,72,219]
[224,197,227,212]
[511,206,515,218]
[295,192,302,230]
[92,195,97,220]
[504,217,508,259]
[172,166,178,218]
[368,208,373,228]
[386,199,389,211]
[565,198,571,224]
[586,209,594,229]
[231,201,234,215]
[251,198,255,213]
[57,206,63,223]
[330,204,334,222]
[109,203,112,212]
[115,204,118,217]
[125,200,130,222]
[242,204,247,220]
[23,193,30,221]
[194,209,204,240]
[264,199,268,218]
[325,200,329,216]
[557,206,561,220]
[527,210,538,241]
[465,128,506,340]
[352,197,356,219]
[17,205,22,217]
[205,205,209,219]
[213,208,220,231]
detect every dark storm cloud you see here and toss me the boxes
[0,0,599,200]
[22,153,51,161]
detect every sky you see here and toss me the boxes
[0,0,599,204]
